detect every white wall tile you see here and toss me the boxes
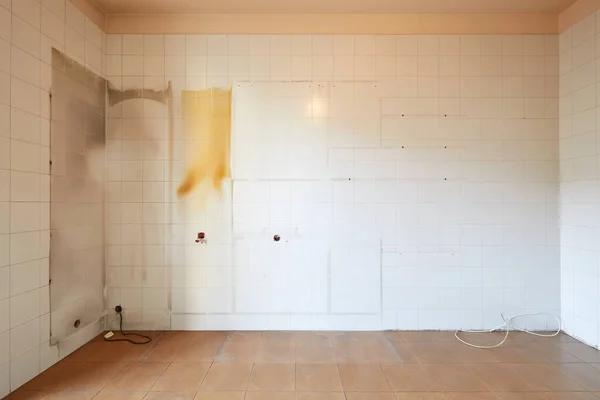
[12,0,40,30]
[10,171,39,202]
[9,317,39,360]
[165,34,185,55]
[9,288,39,328]
[10,346,39,391]
[0,39,9,74]
[0,104,8,138]
[10,203,40,234]
[144,34,164,55]
[43,0,65,21]
[65,26,85,62]
[0,72,9,106]
[122,55,143,76]
[85,20,102,48]
[41,7,64,46]
[143,55,164,76]
[9,259,39,302]
[312,35,333,55]
[11,16,40,58]
[10,109,40,144]
[11,78,40,116]
[0,7,106,394]
[10,140,40,173]
[186,34,206,55]
[65,1,85,35]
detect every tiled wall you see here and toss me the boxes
[559,13,600,348]
[0,0,106,396]
[105,33,561,332]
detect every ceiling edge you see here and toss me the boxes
[105,13,558,35]
[559,0,600,31]
[69,0,107,31]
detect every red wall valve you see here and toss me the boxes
[196,232,206,243]
[273,234,281,242]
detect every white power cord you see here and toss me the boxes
[455,312,562,349]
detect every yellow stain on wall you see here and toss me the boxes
[177,88,232,198]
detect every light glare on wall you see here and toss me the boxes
[309,98,328,118]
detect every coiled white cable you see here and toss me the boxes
[455,312,562,349]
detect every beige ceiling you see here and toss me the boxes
[94,0,578,15]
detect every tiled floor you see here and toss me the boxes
[6,331,600,400]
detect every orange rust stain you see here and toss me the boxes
[177,88,232,198]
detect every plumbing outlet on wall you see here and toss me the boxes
[195,232,207,244]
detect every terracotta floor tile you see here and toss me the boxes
[95,331,162,342]
[296,342,336,363]
[442,393,499,400]
[173,340,224,363]
[411,343,500,363]
[215,342,259,363]
[421,363,489,392]
[166,331,224,344]
[344,393,397,400]
[384,331,405,341]
[105,362,169,391]
[143,392,196,400]
[389,342,418,362]
[549,363,600,391]
[557,343,600,363]
[295,364,343,391]
[292,332,334,344]
[226,332,264,342]
[200,363,253,390]
[509,363,583,391]
[380,363,440,392]
[22,362,86,390]
[295,393,346,400]
[140,333,191,362]
[332,332,387,342]
[193,391,245,400]
[335,340,400,363]
[4,390,49,400]
[93,391,148,400]
[54,362,127,390]
[396,332,456,342]
[495,393,552,400]
[151,362,210,391]
[185,332,228,343]
[41,391,99,399]
[394,394,447,400]
[455,332,509,347]
[530,333,579,344]
[8,330,600,400]
[338,363,391,392]
[547,394,600,400]
[491,343,582,363]
[248,363,295,391]
[244,391,296,400]
[255,342,296,362]
[498,393,600,400]
[261,331,296,343]
[76,341,150,363]
[464,363,536,392]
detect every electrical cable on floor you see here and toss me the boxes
[455,312,562,349]
[104,306,152,345]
